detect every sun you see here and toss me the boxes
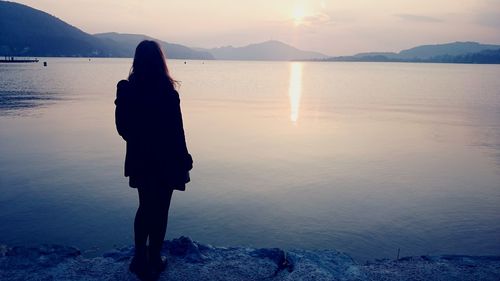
[292,5,306,26]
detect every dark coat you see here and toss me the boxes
[114,78,192,190]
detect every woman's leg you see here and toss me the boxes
[135,187,154,249]
[130,186,155,278]
[148,187,174,262]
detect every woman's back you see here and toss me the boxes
[116,77,190,183]
[117,77,179,143]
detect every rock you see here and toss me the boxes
[3,244,80,269]
[102,246,134,261]
[0,245,8,257]
[282,250,364,281]
[363,255,500,281]
[164,236,208,263]
[250,248,293,274]
[0,238,499,281]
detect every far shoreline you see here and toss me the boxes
[2,56,500,65]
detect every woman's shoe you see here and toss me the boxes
[129,248,152,280]
[149,255,167,280]
[150,255,168,273]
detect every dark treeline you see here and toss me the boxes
[324,48,500,64]
[428,49,500,64]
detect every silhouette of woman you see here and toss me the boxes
[115,40,193,280]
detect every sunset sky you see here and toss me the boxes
[13,0,500,55]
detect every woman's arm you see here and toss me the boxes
[173,91,193,171]
[115,80,132,141]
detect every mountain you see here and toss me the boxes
[0,1,212,59]
[0,1,326,61]
[202,40,328,61]
[326,42,500,64]
[398,42,500,59]
[94,33,213,60]
[0,1,124,57]
[0,1,312,60]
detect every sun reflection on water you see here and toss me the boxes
[288,62,303,123]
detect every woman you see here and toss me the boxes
[115,40,193,280]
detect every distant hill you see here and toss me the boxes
[0,1,124,57]
[0,1,212,59]
[0,1,312,61]
[94,33,213,60]
[326,42,500,64]
[201,40,328,61]
[398,42,500,59]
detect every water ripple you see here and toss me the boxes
[0,90,62,115]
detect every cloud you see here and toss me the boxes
[396,14,443,23]
[300,12,333,26]
[292,10,357,28]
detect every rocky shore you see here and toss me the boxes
[1,237,499,281]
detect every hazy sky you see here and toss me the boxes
[13,0,500,55]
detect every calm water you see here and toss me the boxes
[0,58,499,262]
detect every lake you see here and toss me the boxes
[0,58,499,262]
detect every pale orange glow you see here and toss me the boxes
[292,5,306,26]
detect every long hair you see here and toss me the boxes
[128,40,177,89]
